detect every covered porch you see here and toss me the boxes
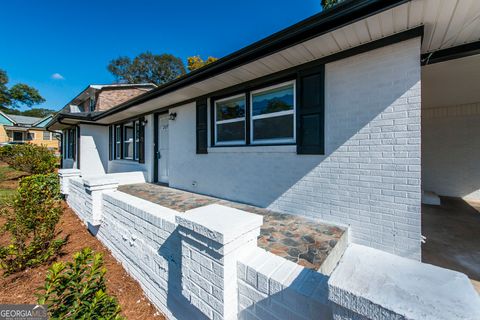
[118,183,347,271]
[421,52,480,293]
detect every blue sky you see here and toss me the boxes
[0,0,322,111]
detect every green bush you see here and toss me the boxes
[37,248,124,320]
[0,144,57,174]
[0,173,64,275]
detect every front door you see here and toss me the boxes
[157,114,169,183]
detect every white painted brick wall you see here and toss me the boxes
[237,248,332,320]
[61,171,478,320]
[271,38,422,259]
[169,38,422,260]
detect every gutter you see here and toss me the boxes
[93,0,408,121]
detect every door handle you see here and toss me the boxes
[156,151,161,159]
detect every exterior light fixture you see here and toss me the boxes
[140,119,148,126]
[169,112,177,121]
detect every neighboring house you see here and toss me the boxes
[0,112,59,150]
[48,0,480,262]
[53,83,156,168]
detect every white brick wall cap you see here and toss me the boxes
[177,204,263,245]
[58,168,81,177]
[104,191,178,224]
[83,176,118,188]
[328,244,480,320]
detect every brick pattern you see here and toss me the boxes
[67,178,91,224]
[96,88,150,111]
[269,38,422,259]
[238,248,331,320]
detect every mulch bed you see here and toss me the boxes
[0,203,165,320]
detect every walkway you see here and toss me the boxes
[422,197,480,293]
[118,183,345,270]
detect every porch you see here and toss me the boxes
[422,198,480,293]
[118,183,346,271]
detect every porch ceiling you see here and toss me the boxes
[92,0,480,124]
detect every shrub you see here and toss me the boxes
[0,144,57,174]
[37,248,124,320]
[0,173,64,275]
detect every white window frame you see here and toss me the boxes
[115,125,121,160]
[123,122,134,160]
[134,121,140,161]
[43,131,51,140]
[250,80,296,145]
[214,94,246,146]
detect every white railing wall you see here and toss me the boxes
[59,170,480,320]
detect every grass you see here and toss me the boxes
[0,162,26,205]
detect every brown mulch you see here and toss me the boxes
[0,203,165,320]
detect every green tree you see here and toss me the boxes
[0,69,45,111]
[187,55,218,72]
[107,52,186,85]
[21,108,55,118]
[321,0,343,9]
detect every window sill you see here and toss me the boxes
[109,159,140,164]
[207,145,296,153]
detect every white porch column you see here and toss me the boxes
[176,204,263,320]
[83,177,118,225]
[58,168,81,195]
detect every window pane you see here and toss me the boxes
[216,96,245,121]
[253,114,294,141]
[43,131,51,140]
[252,84,294,116]
[123,122,134,159]
[115,126,121,142]
[217,121,245,142]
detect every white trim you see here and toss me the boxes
[214,94,246,146]
[208,145,296,153]
[250,80,296,145]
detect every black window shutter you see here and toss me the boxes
[296,66,325,155]
[196,98,208,154]
[138,117,146,163]
[108,125,113,161]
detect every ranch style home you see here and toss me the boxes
[48,0,480,319]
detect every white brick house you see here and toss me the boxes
[48,0,480,260]
[49,0,480,318]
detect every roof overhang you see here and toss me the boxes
[48,0,480,126]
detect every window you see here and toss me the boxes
[123,122,134,159]
[111,118,144,162]
[27,133,35,141]
[65,128,75,159]
[43,131,51,140]
[214,95,246,145]
[115,125,121,159]
[89,97,95,112]
[210,80,296,147]
[13,132,23,142]
[135,121,140,160]
[250,81,295,144]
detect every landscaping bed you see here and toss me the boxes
[0,161,164,319]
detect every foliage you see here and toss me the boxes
[37,248,124,320]
[0,173,64,275]
[321,0,343,9]
[0,69,45,110]
[187,55,218,72]
[108,51,186,85]
[0,107,55,117]
[0,144,57,174]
